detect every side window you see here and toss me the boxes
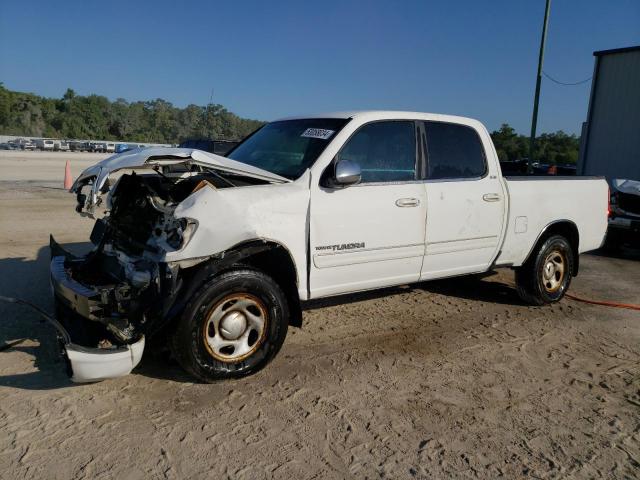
[424,122,486,179]
[340,121,416,183]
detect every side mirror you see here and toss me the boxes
[335,160,361,186]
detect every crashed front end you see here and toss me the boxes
[49,148,288,382]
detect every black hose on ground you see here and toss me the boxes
[0,338,26,352]
[0,295,71,344]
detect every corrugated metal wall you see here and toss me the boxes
[579,49,640,181]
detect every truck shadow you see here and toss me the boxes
[302,285,412,311]
[590,246,640,262]
[416,274,525,306]
[0,244,77,390]
[0,244,524,390]
[302,272,524,311]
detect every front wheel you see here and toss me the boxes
[171,268,289,382]
[515,235,574,305]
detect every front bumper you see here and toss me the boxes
[64,336,145,383]
[49,240,145,383]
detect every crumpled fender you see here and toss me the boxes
[165,173,311,298]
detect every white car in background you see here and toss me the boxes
[50,111,609,383]
[35,139,55,151]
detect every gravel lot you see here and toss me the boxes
[1,151,639,479]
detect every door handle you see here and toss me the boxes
[396,198,420,207]
[482,193,501,202]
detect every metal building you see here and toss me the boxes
[578,46,640,182]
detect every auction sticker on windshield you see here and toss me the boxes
[301,128,335,140]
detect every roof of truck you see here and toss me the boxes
[275,110,482,127]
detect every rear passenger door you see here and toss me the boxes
[309,120,427,298]
[420,121,505,279]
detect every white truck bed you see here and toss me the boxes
[497,176,609,266]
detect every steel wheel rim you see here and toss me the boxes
[203,293,268,362]
[541,250,566,293]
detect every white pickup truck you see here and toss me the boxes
[49,111,608,382]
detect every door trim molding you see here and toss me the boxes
[425,235,498,255]
[314,243,424,268]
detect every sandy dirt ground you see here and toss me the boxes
[0,152,639,479]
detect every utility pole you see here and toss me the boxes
[201,88,214,138]
[528,0,551,174]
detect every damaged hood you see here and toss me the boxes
[612,178,640,196]
[71,147,291,210]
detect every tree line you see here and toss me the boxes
[490,123,580,165]
[1,84,580,163]
[0,84,264,143]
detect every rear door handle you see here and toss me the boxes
[396,198,420,207]
[482,193,501,202]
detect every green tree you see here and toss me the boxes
[490,123,579,165]
[0,85,265,142]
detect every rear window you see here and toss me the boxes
[424,122,486,179]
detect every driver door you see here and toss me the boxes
[309,120,427,298]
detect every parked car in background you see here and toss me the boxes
[58,141,70,152]
[106,143,116,153]
[499,159,577,177]
[35,139,55,151]
[499,158,528,175]
[91,142,107,153]
[12,138,36,150]
[178,139,240,156]
[115,143,135,153]
[69,141,85,152]
[607,179,640,248]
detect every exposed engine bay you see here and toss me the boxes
[53,164,270,354]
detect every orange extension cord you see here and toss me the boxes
[564,292,640,311]
[498,282,640,311]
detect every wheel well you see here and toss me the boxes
[241,244,302,328]
[530,221,580,276]
[172,240,302,329]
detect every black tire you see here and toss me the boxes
[170,268,289,382]
[515,235,574,305]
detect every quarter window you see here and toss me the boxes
[340,121,416,183]
[424,122,486,179]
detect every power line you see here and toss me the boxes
[542,71,592,86]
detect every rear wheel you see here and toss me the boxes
[515,235,574,305]
[171,268,289,382]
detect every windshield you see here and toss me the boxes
[227,118,349,179]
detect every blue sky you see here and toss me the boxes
[1,0,638,134]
